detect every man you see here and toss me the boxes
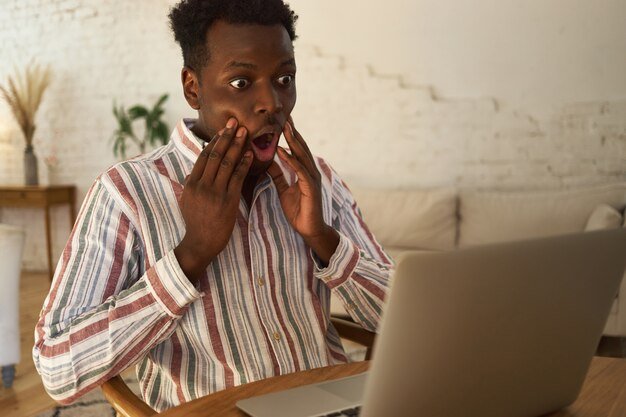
[34,0,392,412]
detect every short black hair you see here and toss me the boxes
[169,0,298,72]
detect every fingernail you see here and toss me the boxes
[226,118,237,129]
[236,127,246,137]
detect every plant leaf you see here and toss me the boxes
[128,105,148,120]
[154,93,168,110]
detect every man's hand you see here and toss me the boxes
[268,118,340,265]
[174,118,253,284]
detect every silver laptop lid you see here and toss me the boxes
[362,228,626,417]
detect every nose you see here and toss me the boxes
[254,81,283,116]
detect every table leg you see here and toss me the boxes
[69,187,76,227]
[45,206,53,282]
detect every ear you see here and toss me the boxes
[181,67,201,110]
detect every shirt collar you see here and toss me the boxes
[172,118,206,162]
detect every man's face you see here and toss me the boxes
[182,20,297,176]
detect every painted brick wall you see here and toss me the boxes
[1,0,625,270]
[294,47,626,189]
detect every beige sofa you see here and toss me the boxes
[332,183,626,338]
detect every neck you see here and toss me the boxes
[190,121,212,143]
[244,173,263,189]
[242,174,263,209]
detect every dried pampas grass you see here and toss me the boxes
[0,63,52,147]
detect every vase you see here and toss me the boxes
[24,145,39,186]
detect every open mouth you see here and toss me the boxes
[252,133,274,150]
[250,129,280,162]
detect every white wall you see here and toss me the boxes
[0,0,625,270]
[290,0,626,112]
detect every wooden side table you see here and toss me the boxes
[0,185,76,282]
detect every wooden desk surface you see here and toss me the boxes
[159,357,626,417]
[159,362,369,417]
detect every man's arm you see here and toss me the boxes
[268,118,392,333]
[33,178,201,405]
[34,118,252,405]
[312,176,393,333]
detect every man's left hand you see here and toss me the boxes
[268,118,340,265]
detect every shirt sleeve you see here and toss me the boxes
[33,178,202,405]
[312,160,393,333]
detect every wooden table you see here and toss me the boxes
[0,185,76,281]
[159,357,626,417]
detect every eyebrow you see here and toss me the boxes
[225,61,257,70]
[223,58,296,71]
[279,58,296,67]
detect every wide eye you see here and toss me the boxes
[229,78,249,89]
[277,74,294,86]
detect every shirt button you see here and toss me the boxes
[257,277,265,287]
[346,303,356,311]
[273,331,281,341]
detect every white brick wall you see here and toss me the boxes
[294,46,626,190]
[0,0,625,270]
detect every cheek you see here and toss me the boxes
[199,95,250,132]
[283,89,297,114]
[199,87,297,132]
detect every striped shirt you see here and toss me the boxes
[33,119,393,412]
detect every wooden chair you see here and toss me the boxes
[101,314,376,416]
[101,374,157,417]
[330,314,377,360]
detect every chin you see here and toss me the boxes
[248,158,274,177]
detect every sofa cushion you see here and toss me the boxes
[458,183,626,247]
[585,204,623,231]
[380,246,412,263]
[350,187,457,251]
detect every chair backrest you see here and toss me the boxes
[101,375,157,417]
[330,315,376,360]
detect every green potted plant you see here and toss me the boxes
[112,93,170,159]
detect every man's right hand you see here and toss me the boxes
[174,118,252,284]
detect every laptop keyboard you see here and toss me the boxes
[321,406,361,416]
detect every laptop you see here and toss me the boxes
[236,228,626,417]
